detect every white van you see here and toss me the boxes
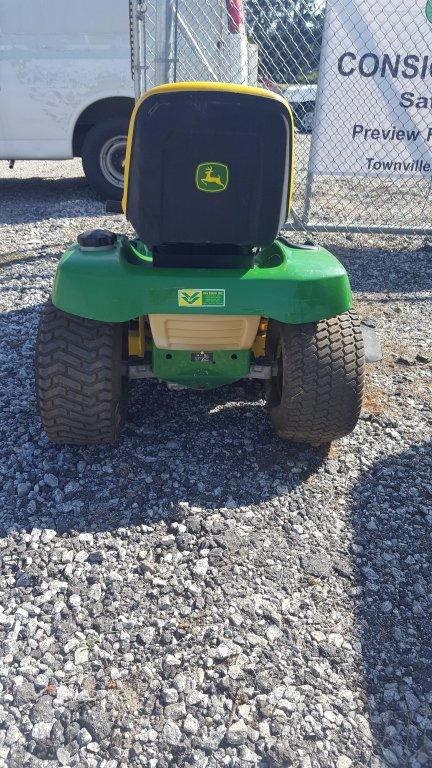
[0,0,249,198]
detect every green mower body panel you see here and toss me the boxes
[52,239,352,325]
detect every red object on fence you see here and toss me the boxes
[225,0,243,33]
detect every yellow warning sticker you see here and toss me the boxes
[178,289,203,306]
[178,289,225,307]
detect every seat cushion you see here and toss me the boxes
[123,84,294,247]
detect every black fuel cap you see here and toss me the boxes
[78,229,117,249]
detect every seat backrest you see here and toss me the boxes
[122,82,294,248]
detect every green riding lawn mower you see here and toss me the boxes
[35,82,379,446]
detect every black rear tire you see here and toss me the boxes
[265,311,365,445]
[81,115,129,200]
[35,300,128,445]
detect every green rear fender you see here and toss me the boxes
[52,238,352,324]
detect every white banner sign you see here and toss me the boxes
[311,0,432,178]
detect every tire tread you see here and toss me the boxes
[35,300,127,444]
[265,310,365,445]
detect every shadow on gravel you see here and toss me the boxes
[0,248,62,268]
[0,302,329,535]
[352,441,432,766]
[327,244,432,294]
[0,176,101,224]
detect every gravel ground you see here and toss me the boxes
[0,160,431,768]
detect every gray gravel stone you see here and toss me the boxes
[226,718,248,745]
[56,746,71,766]
[194,725,225,750]
[13,679,37,706]
[162,719,182,746]
[30,695,54,724]
[183,713,199,735]
[32,721,54,740]
[79,708,112,741]
[163,702,186,720]
[43,474,58,488]
[337,757,353,768]
[301,552,331,578]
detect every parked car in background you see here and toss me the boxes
[261,77,317,133]
[0,0,250,199]
[284,84,317,133]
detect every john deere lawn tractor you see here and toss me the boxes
[35,82,366,446]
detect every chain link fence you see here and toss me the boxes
[130,0,432,236]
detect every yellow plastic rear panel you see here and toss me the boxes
[149,314,260,351]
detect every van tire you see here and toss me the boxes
[265,311,365,445]
[35,299,128,444]
[81,116,129,200]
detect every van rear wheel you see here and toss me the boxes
[265,311,365,445]
[81,116,129,200]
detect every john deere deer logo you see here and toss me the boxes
[196,162,229,192]
[427,0,432,23]
[202,166,224,186]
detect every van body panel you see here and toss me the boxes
[0,0,249,160]
[0,0,132,158]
